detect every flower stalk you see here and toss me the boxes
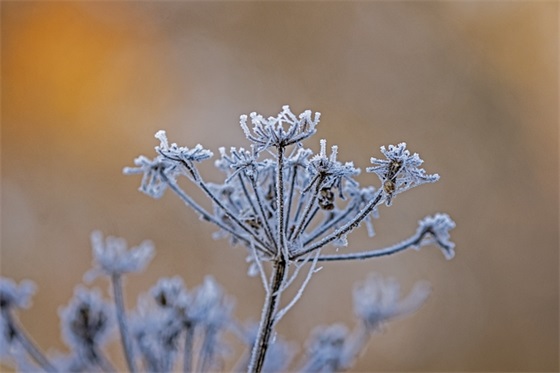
[111,274,137,373]
[247,258,288,373]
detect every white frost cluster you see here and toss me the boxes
[308,139,360,195]
[240,105,320,150]
[367,142,440,205]
[0,277,36,310]
[417,213,456,260]
[353,273,431,330]
[59,286,113,364]
[154,130,213,164]
[301,324,353,372]
[85,231,154,280]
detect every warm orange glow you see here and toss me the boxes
[4,3,132,121]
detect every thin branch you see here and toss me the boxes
[2,309,57,373]
[310,227,430,262]
[290,173,320,239]
[237,174,260,222]
[195,173,273,254]
[291,190,383,259]
[280,258,307,294]
[290,175,324,241]
[197,326,217,373]
[284,166,297,235]
[183,323,195,373]
[276,145,287,258]
[161,156,273,254]
[164,175,273,256]
[303,200,359,246]
[298,206,320,238]
[274,249,321,325]
[92,348,116,373]
[250,177,277,252]
[251,243,270,293]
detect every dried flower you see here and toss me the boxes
[1,105,455,373]
[417,213,456,260]
[123,155,177,199]
[85,231,154,281]
[240,105,320,150]
[353,273,431,330]
[0,278,35,310]
[59,286,113,367]
[367,142,439,205]
[154,130,213,164]
[301,324,353,372]
[308,139,360,196]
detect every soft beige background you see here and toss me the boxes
[1,1,558,372]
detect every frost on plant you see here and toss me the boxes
[1,106,455,372]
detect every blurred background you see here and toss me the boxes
[1,1,558,372]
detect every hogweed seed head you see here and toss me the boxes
[302,323,353,372]
[367,142,439,205]
[85,231,154,281]
[240,105,320,150]
[353,273,431,330]
[154,130,213,164]
[59,286,113,363]
[417,213,456,260]
[0,106,457,373]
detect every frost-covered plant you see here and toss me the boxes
[1,106,455,372]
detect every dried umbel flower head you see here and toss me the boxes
[367,142,439,205]
[0,105,455,373]
[59,287,113,367]
[353,273,432,330]
[416,213,456,260]
[240,105,320,149]
[0,278,35,311]
[85,231,155,281]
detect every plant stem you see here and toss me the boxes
[291,175,323,241]
[312,226,444,262]
[2,309,57,372]
[276,146,287,257]
[247,259,288,373]
[250,177,277,251]
[111,274,136,373]
[183,323,195,373]
[197,326,217,373]
[92,348,116,373]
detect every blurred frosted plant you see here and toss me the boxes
[58,287,114,372]
[0,278,50,372]
[85,231,154,281]
[416,213,456,260]
[1,106,455,373]
[299,324,352,372]
[353,274,432,330]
